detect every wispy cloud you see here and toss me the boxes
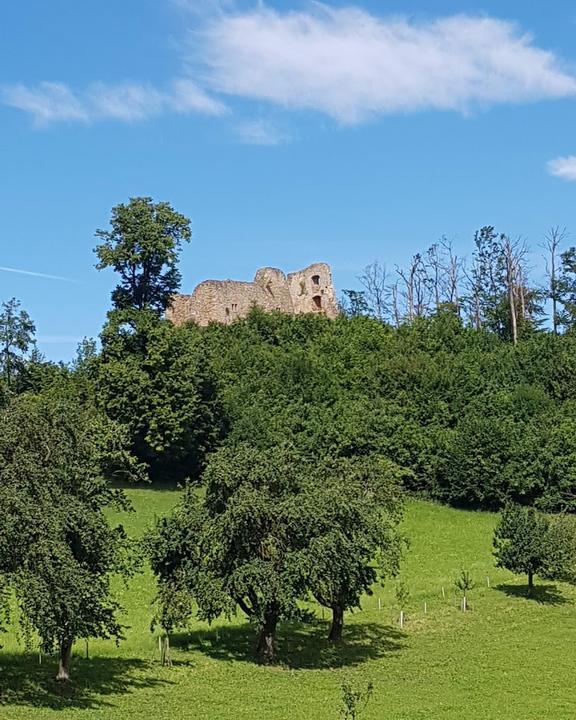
[1,82,88,124]
[172,0,235,17]
[236,119,289,145]
[547,155,576,181]
[193,6,576,123]
[0,266,76,282]
[1,78,226,126]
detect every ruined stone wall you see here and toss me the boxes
[167,262,339,326]
[287,262,339,319]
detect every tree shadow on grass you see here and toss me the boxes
[495,583,571,605]
[172,620,405,670]
[0,654,172,711]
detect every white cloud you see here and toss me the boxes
[169,78,227,115]
[547,155,576,181]
[5,5,576,130]
[2,79,225,125]
[193,5,576,123]
[236,119,289,145]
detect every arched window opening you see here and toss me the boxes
[312,295,322,310]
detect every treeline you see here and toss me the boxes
[342,226,576,341]
[3,197,576,677]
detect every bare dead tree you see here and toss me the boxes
[358,261,390,321]
[413,256,431,318]
[502,236,519,345]
[390,281,401,328]
[426,243,442,311]
[542,226,567,335]
[396,254,430,322]
[502,236,535,344]
[396,265,414,323]
[439,238,465,315]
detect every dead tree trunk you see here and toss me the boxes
[543,226,566,335]
[503,236,518,345]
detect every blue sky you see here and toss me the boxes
[2,0,576,360]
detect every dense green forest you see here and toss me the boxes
[2,198,576,683]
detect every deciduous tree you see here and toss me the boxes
[0,395,139,680]
[95,197,191,313]
[493,503,576,591]
[0,298,35,390]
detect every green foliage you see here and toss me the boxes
[0,298,36,391]
[95,197,191,313]
[493,504,576,590]
[453,569,476,595]
[341,290,370,318]
[195,308,576,510]
[339,679,374,720]
[149,446,406,659]
[154,445,318,662]
[0,394,139,679]
[98,310,225,482]
[302,455,405,641]
[3,490,576,719]
[557,246,576,330]
[394,581,410,610]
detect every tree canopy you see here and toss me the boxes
[149,446,406,660]
[0,394,139,680]
[95,197,191,313]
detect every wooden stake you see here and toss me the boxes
[441,586,445,599]
[378,598,382,612]
[486,576,490,587]
[164,636,172,667]
[399,610,404,628]
[85,639,89,660]
[424,602,427,614]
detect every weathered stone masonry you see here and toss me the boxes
[167,262,339,326]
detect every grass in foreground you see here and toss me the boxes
[1,488,575,719]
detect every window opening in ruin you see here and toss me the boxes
[312,295,322,309]
[312,275,320,285]
[225,307,230,316]
[266,281,274,296]
[232,303,238,311]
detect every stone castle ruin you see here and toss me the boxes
[167,262,339,326]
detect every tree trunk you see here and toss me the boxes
[56,638,73,682]
[328,605,344,643]
[256,611,278,663]
[528,570,534,593]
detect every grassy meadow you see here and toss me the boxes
[1,487,575,719]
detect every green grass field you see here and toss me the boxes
[1,487,575,719]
